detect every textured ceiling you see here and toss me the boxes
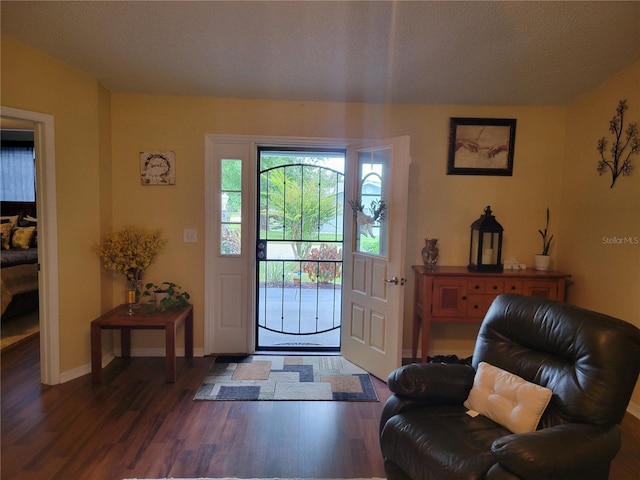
[1,1,639,106]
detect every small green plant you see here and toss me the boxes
[538,208,554,255]
[142,281,191,312]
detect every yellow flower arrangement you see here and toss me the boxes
[96,226,167,282]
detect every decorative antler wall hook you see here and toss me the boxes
[596,99,639,188]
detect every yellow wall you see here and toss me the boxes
[110,95,566,352]
[1,36,110,372]
[560,60,640,406]
[2,36,637,409]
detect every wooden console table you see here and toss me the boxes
[411,266,570,362]
[91,304,193,383]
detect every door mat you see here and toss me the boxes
[193,355,379,401]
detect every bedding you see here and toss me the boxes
[1,201,39,318]
[1,262,39,317]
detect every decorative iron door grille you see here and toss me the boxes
[256,148,345,350]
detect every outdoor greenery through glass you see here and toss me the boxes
[257,148,345,346]
[356,147,389,256]
[220,158,242,255]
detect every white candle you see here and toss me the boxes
[482,248,493,264]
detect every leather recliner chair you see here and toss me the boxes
[380,294,640,480]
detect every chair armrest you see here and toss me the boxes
[491,423,621,479]
[387,363,475,402]
[380,363,475,435]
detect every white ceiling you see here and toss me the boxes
[2,1,639,106]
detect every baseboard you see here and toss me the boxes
[59,350,115,383]
[59,363,90,383]
[627,400,640,419]
[114,347,204,357]
[59,347,204,384]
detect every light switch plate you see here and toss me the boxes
[183,229,198,243]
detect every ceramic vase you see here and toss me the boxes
[422,238,439,268]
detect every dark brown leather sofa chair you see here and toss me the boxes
[380,294,640,480]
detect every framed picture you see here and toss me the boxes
[140,151,176,185]
[447,118,516,176]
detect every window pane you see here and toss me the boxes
[221,159,241,190]
[1,146,35,201]
[220,158,242,255]
[221,224,241,255]
[355,148,389,256]
[222,191,241,222]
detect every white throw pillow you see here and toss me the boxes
[464,362,552,434]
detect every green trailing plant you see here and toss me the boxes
[538,208,554,256]
[596,99,639,188]
[142,281,191,312]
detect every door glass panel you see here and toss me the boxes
[220,158,241,255]
[354,147,390,256]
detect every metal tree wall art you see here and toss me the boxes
[596,100,639,188]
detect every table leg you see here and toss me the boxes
[185,309,193,358]
[91,323,102,384]
[421,318,432,363]
[121,328,131,358]
[412,312,421,363]
[166,322,176,383]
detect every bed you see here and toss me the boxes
[1,201,39,319]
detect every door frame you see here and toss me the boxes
[1,106,60,385]
[204,135,365,356]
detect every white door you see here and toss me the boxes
[341,136,410,381]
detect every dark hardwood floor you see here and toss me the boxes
[2,334,639,480]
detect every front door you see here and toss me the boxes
[341,137,410,380]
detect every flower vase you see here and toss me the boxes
[422,238,439,268]
[125,279,143,314]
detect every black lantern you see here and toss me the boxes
[468,206,503,272]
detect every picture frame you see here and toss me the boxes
[447,118,516,176]
[140,151,176,185]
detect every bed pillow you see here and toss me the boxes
[0,222,12,249]
[11,226,36,250]
[0,215,19,228]
[464,362,552,434]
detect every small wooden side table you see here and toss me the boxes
[91,304,193,383]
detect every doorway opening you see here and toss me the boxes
[0,128,39,351]
[255,147,345,352]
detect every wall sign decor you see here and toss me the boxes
[447,118,516,176]
[140,151,176,185]
[596,99,639,188]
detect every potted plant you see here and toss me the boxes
[142,281,191,312]
[534,208,554,271]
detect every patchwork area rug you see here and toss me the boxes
[194,355,379,401]
[125,477,385,480]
